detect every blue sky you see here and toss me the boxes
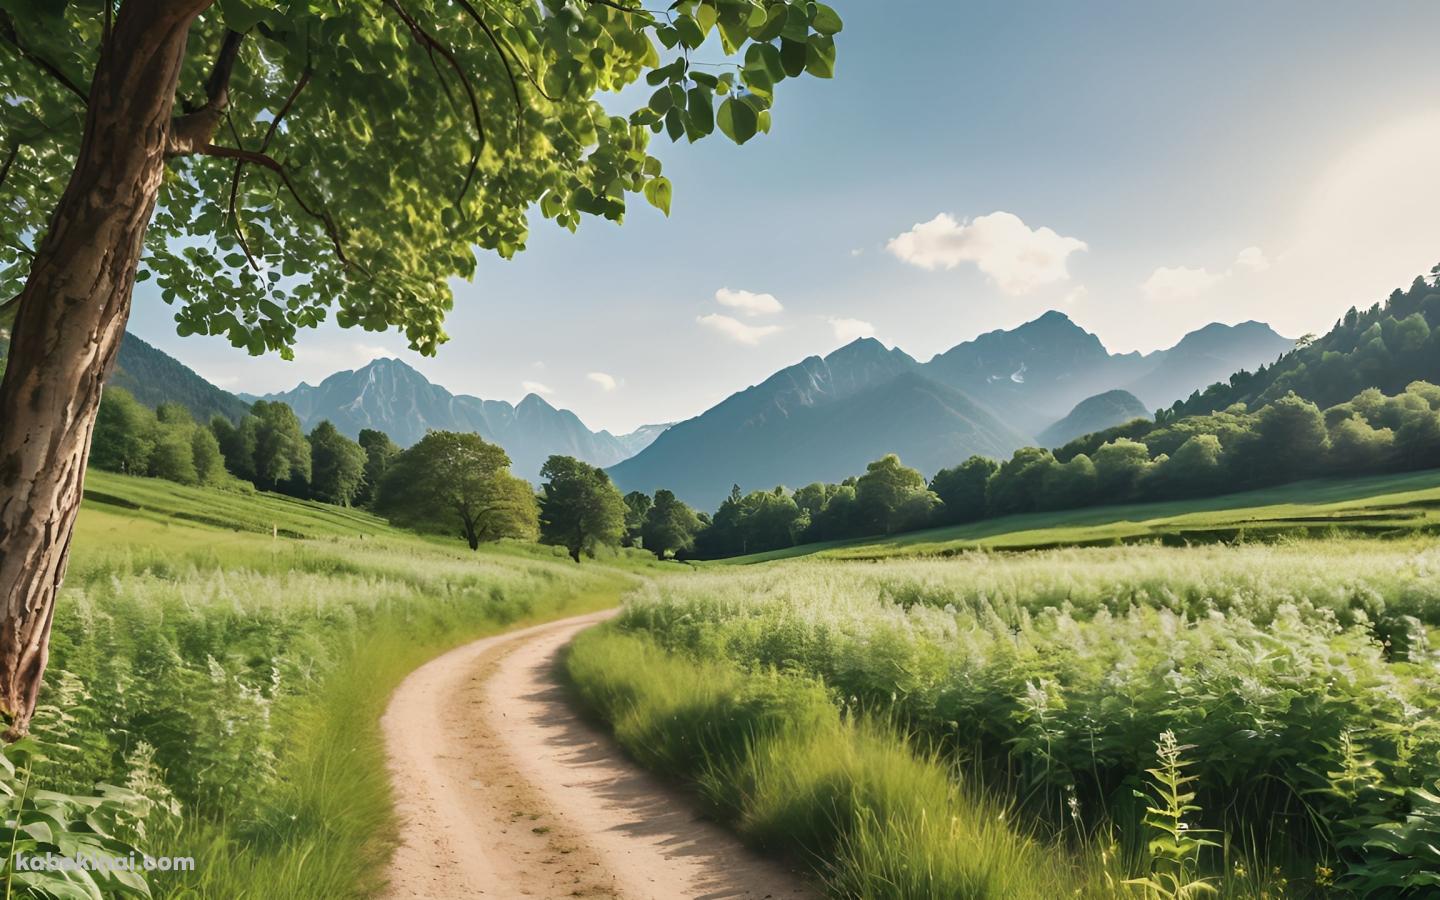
[131,2,1440,433]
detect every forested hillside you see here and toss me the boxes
[1171,269,1440,416]
[0,332,251,424]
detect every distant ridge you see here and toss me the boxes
[256,357,667,481]
[919,312,1293,433]
[108,333,252,424]
[608,338,1030,509]
[612,314,1293,508]
[1038,389,1150,448]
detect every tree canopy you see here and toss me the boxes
[0,0,843,354]
[641,488,701,558]
[538,454,626,561]
[375,430,536,549]
[307,420,366,506]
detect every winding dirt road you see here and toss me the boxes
[381,609,816,900]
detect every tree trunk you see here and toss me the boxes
[0,0,207,738]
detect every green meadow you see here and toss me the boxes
[24,465,1440,898]
[35,471,637,899]
[568,470,1440,898]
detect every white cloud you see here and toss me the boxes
[885,210,1088,294]
[715,287,783,317]
[1235,246,1270,271]
[849,248,865,257]
[352,343,390,363]
[828,317,876,342]
[697,313,782,345]
[587,372,618,391]
[521,380,554,396]
[1140,265,1224,302]
[1061,285,1089,305]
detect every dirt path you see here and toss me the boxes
[381,609,816,900]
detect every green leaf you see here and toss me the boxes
[804,35,836,78]
[643,176,672,216]
[780,2,810,41]
[665,107,685,141]
[695,2,718,36]
[717,97,758,145]
[674,15,705,49]
[810,2,844,35]
[686,86,715,139]
[780,37,808,78]
[717,11,749,53]
[754,5,787,41]
[216,0,269,32]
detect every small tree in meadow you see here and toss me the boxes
[538,456,626,563]
[641,490,702,559]
[376,431,537,550]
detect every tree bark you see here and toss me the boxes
[0,0,209,738]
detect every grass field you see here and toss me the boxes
[34,467,1440,898]
[568,472,1440,897]
[724,468,1440,563]
[27,470,641,899]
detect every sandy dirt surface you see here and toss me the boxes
[381,609,816,900]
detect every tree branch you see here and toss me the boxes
[223,119,262,272]
[475,0,563,102]
[451,0,525,135]
[0,144,18,191]
[225,70,312,272]
[383,0,485,206]
[0,11,89,103]
[201,144,353,269]
[169,29,245,155]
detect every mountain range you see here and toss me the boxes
[250,357,670,481]
[608,339,1031,509]
[64,310,1291,508]
[610,313,1292,508]
[922,312,1293,433]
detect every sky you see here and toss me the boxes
[128,2,1440,435]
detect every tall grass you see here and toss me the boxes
[26,472,632,898]
[566,627,1112,898]
[593,540,1440,895]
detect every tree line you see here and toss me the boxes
[90,373,1440,562]
[87,392,636,561]
[90,389,398,508]
[614,379,1440,560]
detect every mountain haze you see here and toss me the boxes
[1121,320,1294,410]
[918,312,1293,433]
[1037,389,1150,448]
